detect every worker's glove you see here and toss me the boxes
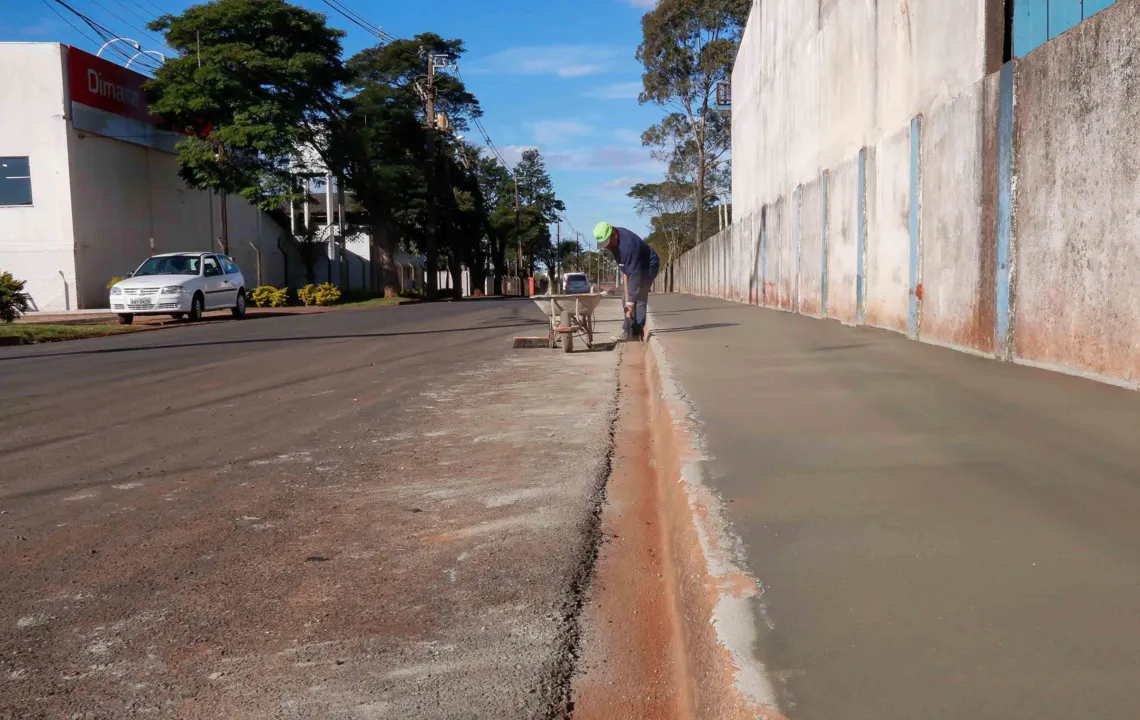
[624,303,633,318]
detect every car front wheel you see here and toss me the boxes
[187,294,204,322]
[117,314,134,325]
[232,291,247,319]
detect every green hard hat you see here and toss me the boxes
[593,221,614,245]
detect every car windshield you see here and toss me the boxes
[567,274,587,283]
[133,255,201,277]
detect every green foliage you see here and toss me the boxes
[250,285,289,308]
[324,33,485,295]
[513,149,564,225]
[298,282,341,306]
[297,284,317,307]
[314,282,341,306]
[107,276,126,290]
[146,0,348,210]
[637,0,748,243]
[0,272,31,323]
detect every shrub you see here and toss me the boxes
[298,282,341,307]
[250,285,288,308]
[0,271,32,323]
[314,282,341,306]
[107,276,126,290]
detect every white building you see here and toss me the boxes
[0,42,290,313]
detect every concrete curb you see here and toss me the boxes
[644,313,785,719]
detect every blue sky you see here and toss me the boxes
[7,0,665,241]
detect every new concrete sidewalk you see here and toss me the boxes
[647,293,1140,720]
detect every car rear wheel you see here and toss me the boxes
[117,314,134,325]
[231,291,246,319]
[187,294,204,322]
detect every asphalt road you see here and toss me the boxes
[0,299,624,718]
[648,294,1140,720]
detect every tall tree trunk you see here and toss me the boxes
[371,221,400,296]
[492,234,505,295]
[695,154,704,246]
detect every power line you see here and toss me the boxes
[41,0,101,47]
[455,66,512,174]
[320,0,396,46]
[80,0,175,57]
[49,0,164,72]
[102,0,177,53]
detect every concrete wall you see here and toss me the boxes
[826,157,860,324]
[865,124,913,334]
[0,44,79,312]
[919,79,996,352]
[1012,0,1140,383]
[68,132,289,309]
[661,0,1140,387]
[798,178,824,317]
[732,0,995,222]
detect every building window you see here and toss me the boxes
[0,157,32,206]
[1014,0,1118,57]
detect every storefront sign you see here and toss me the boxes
[67,46,157,126]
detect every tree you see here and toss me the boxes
[147,0,348,255]
[467,149,514,295]
[328,33,481,296]
[0,272,32,323]
[637,0,749,247]
[511,149,562,276]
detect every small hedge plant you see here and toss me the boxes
[0,271,32,323]
[250,285,289,308]
[298,282,341,307]
[107,276,126,290]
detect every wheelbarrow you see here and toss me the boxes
[524,293,604,353]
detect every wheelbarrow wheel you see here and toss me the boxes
[561,309,573,353]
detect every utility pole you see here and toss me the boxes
[514,175,521,294]
[423,53,439,299]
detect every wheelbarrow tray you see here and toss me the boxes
[531,293,605,317]
[530,293,605,353]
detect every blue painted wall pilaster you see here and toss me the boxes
[994,61,1015,360]
[908,116,922,340]
[821,171,829,317]
[760,206,768,306]
[857,148,867,326]
[795,185,803,312]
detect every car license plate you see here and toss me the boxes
[128,299,152,309]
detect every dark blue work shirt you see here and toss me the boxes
[610,227,660,301]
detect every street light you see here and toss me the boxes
[126,49,166,69]
[96,37,141,58]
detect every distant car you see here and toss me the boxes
[109,252,247,325]
[563,272,590,294]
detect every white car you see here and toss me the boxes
[563,272,591,294]
[109,252,247,325]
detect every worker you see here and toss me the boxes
[594,221,659,341]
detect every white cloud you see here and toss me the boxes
[546,146,663,173]
[623,0,658,7]
[603,176,647,189]
[470,45,621,78]
[529,120,593,144]
[586,82,643,100]
[493,145,538,168]
[612,128,644,145]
